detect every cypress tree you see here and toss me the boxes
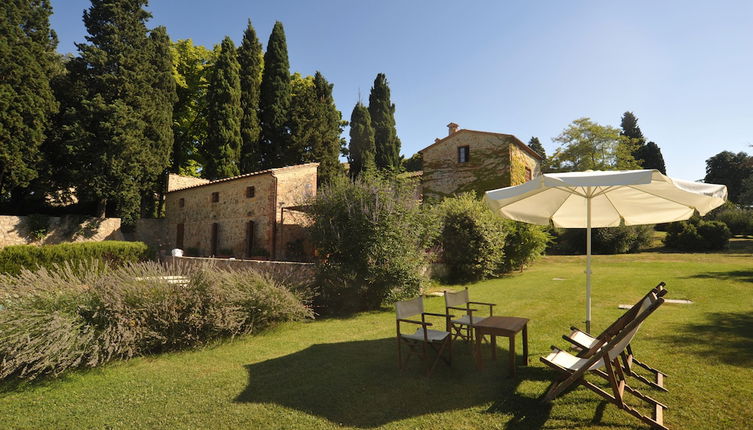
[259,21,291,168]
[620,111,645,144]
[348,102,376,178]
[311,72,345,184]
[635,141,667,174]
[527,137,546,158]
[0,0,58,198]
[238,19,263,173]
[71,0,162,222]
[204,36,242,180]
[368,73,401,171]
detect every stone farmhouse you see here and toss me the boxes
[165,163,318,260]
[418,123,542,200]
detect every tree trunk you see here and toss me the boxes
[96,198,107,219]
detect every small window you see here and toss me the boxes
[211,192,220,203]
[525,167,532,181]
[176,223,184,249]
[246,186,255,198]
[178,198,185,208]
[458,146,470,163]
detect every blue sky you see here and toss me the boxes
[49,1,753,181]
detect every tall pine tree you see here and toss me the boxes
[368,73,401,171]
[311,72,345,184]
[69,0,172,222]
[620,111,667,174]
[0,0,59,199]
[238,19,263,173]
[259,21,291,168]
[527,137,546,158]
[204,36,242,180]
[619,111,645,144]
[348,102,376,178]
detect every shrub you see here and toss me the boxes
[0,241,151,275]
[706,202,753,236]
[433,194,548,282]
[548,224,654,254]
[664,218,731,251]
[0,261,312,381]
[307,175,434,313]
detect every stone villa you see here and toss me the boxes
[165,163,318,260]
[418,123,542,200]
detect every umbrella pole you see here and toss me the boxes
[586,196,592,334]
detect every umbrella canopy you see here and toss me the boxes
[484,169,727,332]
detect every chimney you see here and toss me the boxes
[447,122,459,136]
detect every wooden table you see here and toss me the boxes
[474,316,529,377]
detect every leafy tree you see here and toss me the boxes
[0,0,59,198]
[204,37,242,180]
[347,102,376,178]
[704,151,753,202]
[527,136,547,172]
[634,141,666,174]
[238,19,263,173]
[67,0,174,222]
[549,117,640,172]
[402,153,422,172]
[368,73,401,171]
[171,39,215,177]
[259,21,291,168]
[619,111,645,144]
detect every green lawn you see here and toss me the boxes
[1,246,752,429]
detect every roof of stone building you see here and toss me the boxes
[166,162,319,193]
[418,129,543,161]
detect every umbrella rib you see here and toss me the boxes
[602,192,623,223]
[625,184,698,210]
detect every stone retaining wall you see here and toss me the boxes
[164,256,316,287]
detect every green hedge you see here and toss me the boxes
[547,224,654,255]
[0,241,151,275]
[664,218,731,251]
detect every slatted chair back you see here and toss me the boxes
[396,296,424,320]
[444,288,469,308]
[606,291,658,361]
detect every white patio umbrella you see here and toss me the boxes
[484,169,727,333]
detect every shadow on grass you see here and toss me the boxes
[663,311,753,367]
[686,270,753,283]
[235,337,555,428]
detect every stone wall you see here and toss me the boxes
[420,129,540,200]
[164,255,316,287]
[167,174,210,192]
[0,215,123,247]
[164,163,318,260]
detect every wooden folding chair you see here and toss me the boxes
[563,282,669,391]
[444,287,495,342]
[541,291,668,430]
[396,296,453,377]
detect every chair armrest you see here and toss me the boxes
[423,312,454,318]
[397,318,431,327]
[446,306,478,313]
[468,301,496,307]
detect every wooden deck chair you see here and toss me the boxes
[396,296,453,376]
[444,287,496,342]
[563,282,668,391]
[541,292,668,430]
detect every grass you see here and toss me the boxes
[1,245,753,429]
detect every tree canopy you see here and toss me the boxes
[238,19,263,174]
[259,21,291,168]
[549,117,640,172]
[368,73,401,171]
[705,151,753,203]
[348,102,376,178]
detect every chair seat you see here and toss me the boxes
[543,349,604,372]
[451,315,485,326]
[569,330,599,349]
[402,328,450,343]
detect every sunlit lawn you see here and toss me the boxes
[1,240,752,429]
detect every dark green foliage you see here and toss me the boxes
[634,141,666,174]
[549,225,654,254]
[706,203,753,235]
[0,241,150,275]
[664,218,731,251]
[287,72,345,183]
[527,137,546,158]
[704,151,753,202]
[347,102,376,178]
[0,261,312,380]
[259,21,291,168]
[434,194,548,282]
[307,176,433,313]
[402,153,422,172]
[0,0,59,197]
[24,214,51,242]
[238,20,263,173]
[204,37,242,179]
[619,111,645,143]
[62,0,175,223]
[368,73,401,171]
